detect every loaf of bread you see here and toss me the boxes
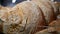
[53,2,60,16]
[1,1,46,34]
[49,19,60,33]
[0,6,11,33]
[35,27,56,34]
[31,0,56,24]
[0,0,58,34]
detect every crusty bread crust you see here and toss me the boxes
[1,1,46,34]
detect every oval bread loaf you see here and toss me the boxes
[0,6,11,33]
[1,1,46,34]
[35,27,57,34]
[49,19,60,33]
[31,0,56,24]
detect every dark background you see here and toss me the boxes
[54,0,60,2]
[0,0,27,7]
[0,0,60,7]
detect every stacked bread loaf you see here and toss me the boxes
[0,0,59,34]
[30,0,58,34]
[35,1,60,34]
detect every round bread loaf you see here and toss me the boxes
[31,0,56,24]
[49,19,60,33]
[0,6,11,34]
[2,1,46,34]
[35,27,57,34]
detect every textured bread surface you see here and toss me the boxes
[1,1,46,34]
[31,0,56,24]
[35,27,57,34]
[49,19,60,32]
[0,0,59,34]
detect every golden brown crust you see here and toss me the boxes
[49,20,60,32]
[35,27,56,34]
[2,1,46,34]
[31,0,56,24]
